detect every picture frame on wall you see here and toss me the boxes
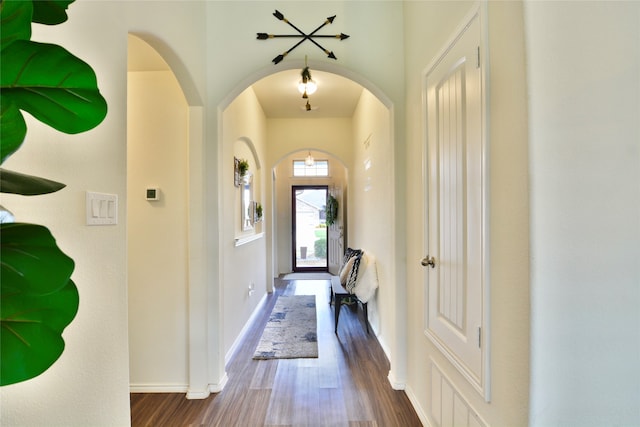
[234,157,240,187]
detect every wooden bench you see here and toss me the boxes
[330,275,369,334]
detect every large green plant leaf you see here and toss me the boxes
[0,40,107,135]
[0,223,74,294]
[0,168,65,195]
[1,278,79,386]
[32,0,75,25]
[0,0,77,51]
[0,0,33,49]
[0,223,79,386]
[0,97,27,163]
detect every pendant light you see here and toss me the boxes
[305,151,315,166]
[298,56,317,99]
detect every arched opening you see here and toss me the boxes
[218,61,400,384]
[127,34,205,396]
[272,149,348,276]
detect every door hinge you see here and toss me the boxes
[476,46,481,68]
[478,326,482,348]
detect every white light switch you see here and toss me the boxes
[86,192,118,225]
[92,200,100,217]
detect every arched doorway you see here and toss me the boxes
[271,149,348,277]
[217,61,404,389]
[127,34,206,396]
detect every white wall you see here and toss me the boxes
[221,88,268,356]
[0,2,131,425]
[127,69,189,391]
[1,1,208,424]
[404,2,530,426]
[350,90,393,350]
[524,2,640,426]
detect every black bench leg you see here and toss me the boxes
[363,302,369,334]
[334,296,342,334]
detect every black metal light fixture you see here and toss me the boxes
[299,55,317,106]
[298,56,316,111]
[299,63,316,99]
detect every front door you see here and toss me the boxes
[292,186,328,271]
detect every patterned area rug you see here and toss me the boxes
[253,295,318,359]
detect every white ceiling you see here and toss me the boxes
[128,35,364,119]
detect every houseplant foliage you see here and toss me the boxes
[326,194,338,226]
[238,158,249,177]
[0,0,107,386]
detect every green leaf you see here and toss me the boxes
[0,97,27,163]
[0,168,66,195]
[0,0,33,49]
[32,0,75,25]
[0,223,78,386]
[1,278,79,386]
[0,223,74,295]
[1,40,107,135]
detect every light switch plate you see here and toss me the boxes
[86,191,117,225]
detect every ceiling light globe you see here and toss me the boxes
[305,153,315,166]
[298,79,317,96]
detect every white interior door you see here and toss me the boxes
[424,12,488,397]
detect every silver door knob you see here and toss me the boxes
[421,256,436,268]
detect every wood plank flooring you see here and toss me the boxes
[130,279,422,426]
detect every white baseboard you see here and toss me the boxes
[184,373,228,399]
[376,332,391,362]
[130,384,188,393]
[209,373,228,394]
[387,370,406,390]
[225,293,268,364]
[186,388,210,400]
[405,384,430,426]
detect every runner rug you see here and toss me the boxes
[253,295,318,359]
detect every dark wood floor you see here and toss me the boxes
[130,278,422,426]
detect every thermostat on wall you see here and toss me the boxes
[146,187,160,201]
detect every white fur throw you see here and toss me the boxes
[352,252,378,303]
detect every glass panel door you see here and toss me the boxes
[292,186,328,271]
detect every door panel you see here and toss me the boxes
[424,13,487,395]
[327,187,344,275]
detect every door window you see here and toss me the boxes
[292,186,328,271]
